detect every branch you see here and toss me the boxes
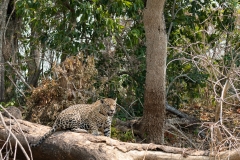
[166,74,196,96]
[0,106,32,160]
[7,76,26,98]
[6,61,32,90]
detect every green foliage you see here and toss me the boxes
[165,0,240,107]
[5,0,239,119]
[13,0,146,116]
[111,126,136,142]
[166,52,209,107]
[16,0,143,57]
[0,100,17,108]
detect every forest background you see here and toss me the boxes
[0,0,240,149]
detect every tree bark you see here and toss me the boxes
[0,117,239,160]
[0,0,10,101]
[2,0,21,101]
[141,0,167,144]
[26,25,42,87]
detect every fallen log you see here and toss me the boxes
[0,117,239,160]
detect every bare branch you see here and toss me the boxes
[6,61,32,90]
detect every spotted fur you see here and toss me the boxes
[30,98,117,147]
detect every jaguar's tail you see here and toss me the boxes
[30,127,56,147]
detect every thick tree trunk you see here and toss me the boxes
[2,0,20,101]
[26,29,41,87]
[141,0,167,144]
[0,0,10,101]
[0,117,239,160]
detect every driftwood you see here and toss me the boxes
[0,117,239,160]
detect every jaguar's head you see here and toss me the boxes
[100,98,117,116]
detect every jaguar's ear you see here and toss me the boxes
[100,99,104,104]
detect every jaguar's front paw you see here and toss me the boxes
[92,130,99,136]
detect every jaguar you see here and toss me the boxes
[30,98,117,147]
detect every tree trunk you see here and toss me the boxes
[0,117,240,160]
[27,45,41,87]
[141,0,167,144]
[0,0,10,102]
[26,26,42,87]
[2,0,20,101]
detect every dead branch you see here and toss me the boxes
[0,105,33,160]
